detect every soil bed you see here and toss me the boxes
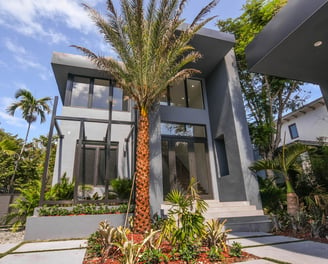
[273,231,328,244]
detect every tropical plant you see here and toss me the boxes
[45,173,74,201]
[113,228,160,264]
[204,218,231,252]
[6,89,51,192]
[140,248,169,264]
[5,179,41,231]
[250,143,308,216]
[257,176,286,214]
[163,177,207,251]
[110,178,132,200]
[73,0,219,233]
[229,241,242,257]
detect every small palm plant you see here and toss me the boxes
[163,177,207,255]
[250,143,308,216]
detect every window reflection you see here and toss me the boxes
[161,123,206,137]
[187,79,203,109]
[93,79,109,109]
[71,77,89,107]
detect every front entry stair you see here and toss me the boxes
[161,200,272,232]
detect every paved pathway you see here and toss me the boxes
[0,232,327,263]
[229,232,328,264]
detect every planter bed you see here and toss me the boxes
[25,213,132,241]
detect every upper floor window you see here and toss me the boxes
[160,79,204,109]
[68,75,129,111]
[288,123,299,139]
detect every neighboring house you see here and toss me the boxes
[49,26,262,214]
[280,97,328,146]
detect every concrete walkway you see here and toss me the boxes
[0,240,87,264]
[229,232,328,264]
[0,232,327,263]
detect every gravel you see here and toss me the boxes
[0,230,24,244]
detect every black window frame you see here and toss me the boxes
[65,74,130,112]
[288,123,299,139]
[161,78,205,109]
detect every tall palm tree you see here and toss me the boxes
[73,0,218,233]
[250,143,309,216]
[6,89,51,192]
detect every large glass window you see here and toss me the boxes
[71,77,90,107]
[161,123,212,197]
[93,79,109,109]
[160,78,204,109]
[68,76,129,111]
[161,123,206,137]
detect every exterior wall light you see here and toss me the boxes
[313,40,323,47]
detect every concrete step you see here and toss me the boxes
[161,200,272,233]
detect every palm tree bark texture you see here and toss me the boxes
[134,108,151,233]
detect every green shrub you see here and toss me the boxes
[230,241,242,257]
[110,178,132,200]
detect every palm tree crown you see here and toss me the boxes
[73,0,218,233]
[6,89,51,192]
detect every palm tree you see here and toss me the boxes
[6,89,51,192]
[73,0,218,233]
[250,143,309,216]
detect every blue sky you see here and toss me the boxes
[0,0,322,141]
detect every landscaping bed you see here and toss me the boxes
[83,232,260,264]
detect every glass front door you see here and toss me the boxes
[161,137,212,199]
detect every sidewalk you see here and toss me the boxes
[229,232,328,264]
[0,232,327,263]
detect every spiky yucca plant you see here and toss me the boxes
[73,0,218,233]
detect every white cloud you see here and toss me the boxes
[0,110,26,128]
[4,38,27,55]
[0,0,97,44]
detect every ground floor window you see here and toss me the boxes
[74,141,118,198]
[161,123,212,198]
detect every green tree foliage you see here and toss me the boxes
[217,0,306,163]
[250,143,308,215]
[73,0,218,233]
[6,89,51,191]
[0,129,57,192]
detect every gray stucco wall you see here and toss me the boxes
[206,50,262,209]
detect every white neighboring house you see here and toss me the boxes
[280,97,328,146]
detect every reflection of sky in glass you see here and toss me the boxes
[71,79,89,107]
[113,87,123,111]
[161,123,205,137]
[93,84,108,109]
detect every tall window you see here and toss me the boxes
[68,75,129,111]
[76,142,118,186]
[160,79,204,109]
[215,135,229,177]
[288,123,299,139]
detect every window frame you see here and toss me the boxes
[65,74,130,111]
[288,123,299,139]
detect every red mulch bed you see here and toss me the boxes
[83,233,259,264]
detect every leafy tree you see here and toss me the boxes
[217,0,306,174]
[6,89,51,191]
[250,143,308,216]
[73,0,218,233]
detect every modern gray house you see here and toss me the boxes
[49,26,265,222]
[246,0,328,108]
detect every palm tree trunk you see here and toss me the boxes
[133,108,151,233]
[286,180,299,216]
[9,122,31,192]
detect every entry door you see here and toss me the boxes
[162,137,212,199]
